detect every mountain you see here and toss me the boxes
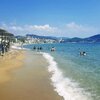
[59,34,100,43]
[60,37,83,43]
[83,34,100,42]
[0,29,14,36]
[25,34,100,43]
[68,37,82,42]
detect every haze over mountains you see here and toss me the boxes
[26,34,100,43]
[0,28,100,43]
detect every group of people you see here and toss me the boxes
[32,46,86,56]
[32,46,56,52]
[33,46,43,51]
[0,41,10,56]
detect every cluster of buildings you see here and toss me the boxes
[26,37,57,44]
[15,34,58,44]
[25,34,58,44]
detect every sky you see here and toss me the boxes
[0,0,100,37]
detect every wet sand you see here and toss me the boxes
[0,50,62,100]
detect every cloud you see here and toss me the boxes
[30,24,52,31]
[9,26,23,31]
[0,23,57,36]
[66,22,91,32]
[0,22,99,37]
[64,22,99,37]
[24,24,57,32]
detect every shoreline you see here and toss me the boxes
[0,49,62,100]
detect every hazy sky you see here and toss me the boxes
[0,0,100,37]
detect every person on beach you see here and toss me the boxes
[0,44,2,55]
[0,41,11,56]
[7,41,10,51]
[1,42,5,56]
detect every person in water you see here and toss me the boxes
[39,47,42,50]
[80,51,87,56]
[51,47,56,51]
[33,46,36,50]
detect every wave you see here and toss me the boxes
[11,45,30,50]
[11,45,24,50]
[42,52,92,100]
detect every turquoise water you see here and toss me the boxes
[24,43,100,100]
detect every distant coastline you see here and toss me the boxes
[15,34,100,44]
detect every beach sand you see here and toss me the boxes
[0,49,25,83]
[0,50,62,100]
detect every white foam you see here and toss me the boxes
[11,45,29,50]
[11,45,23,49]
[42,52,92,100]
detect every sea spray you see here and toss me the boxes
[42,52,92,100]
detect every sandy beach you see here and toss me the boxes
[0,49,25,83]
[0,49,62,100]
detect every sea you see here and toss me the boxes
[24,43,100,100]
